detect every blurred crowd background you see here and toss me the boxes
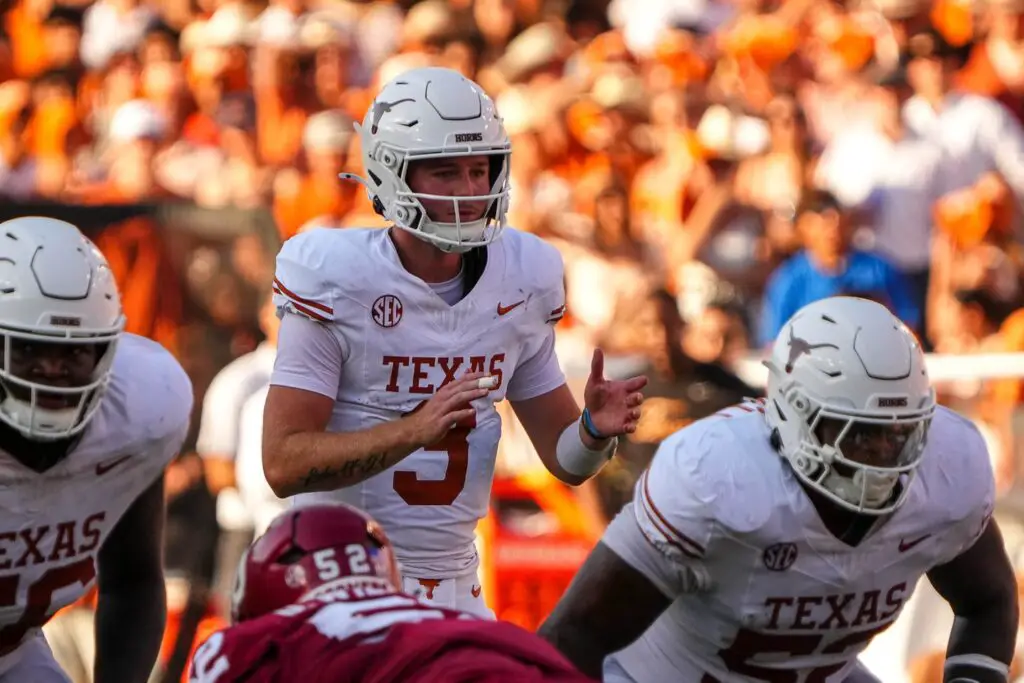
[5,0,1024,680]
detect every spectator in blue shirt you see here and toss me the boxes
[759,191,919,346]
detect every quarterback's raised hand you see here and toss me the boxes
[402,371,492,447]
[583,348,648,439]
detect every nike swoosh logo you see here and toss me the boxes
[898,534,932,552]
[96,455,132,476]
[496,300,525,316]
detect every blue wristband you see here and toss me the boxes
[581,407,608,441]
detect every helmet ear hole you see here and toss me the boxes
[379,149,399,168]
[275,546,306,565]
[789,392,814,419]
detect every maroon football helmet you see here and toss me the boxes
[231,503,402,623]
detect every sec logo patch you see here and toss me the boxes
[763,542,798,571]
[372,294,403,328]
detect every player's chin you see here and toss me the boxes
[36,393,78,410]
[451,204,488,223]
[3,386,72,409]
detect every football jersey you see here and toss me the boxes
[0,334,192,665]
[602,401,994,682]
[271,227,567,577]
[189,590,591,683]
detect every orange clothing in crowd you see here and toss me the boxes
[92,217,183,355]
[26,97,79,158]
[991,308,1024,405]
[273,174,359,239]
[957,43,1024,124]
[5,0,49,78]
[256,90,307,167]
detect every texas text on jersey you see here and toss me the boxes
[538,297,1015,683]
[602,401,992,681]
[0,334,191,668]
[271,223,566,580]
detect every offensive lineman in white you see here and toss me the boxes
[540,297,1018,683]
[262,66,647,616]
[0,217,193,682]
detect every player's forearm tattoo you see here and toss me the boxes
[302,453,389,488]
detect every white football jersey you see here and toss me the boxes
[602,401,994,682]
[272,227,566,578]
[0,334,192,664]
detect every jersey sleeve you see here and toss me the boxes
[505,330,565,402]
[273,233,338,324]
[270,313,345,398]
[147,341,193,468]
[505,237,567,402]
[601,433,721,597]
[190,611,292,683]
[536,239,567,327]
[190,630,231,682]
[932,415,997,566]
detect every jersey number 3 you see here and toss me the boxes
[394,407,477,506]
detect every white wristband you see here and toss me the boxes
[555,418,617,478]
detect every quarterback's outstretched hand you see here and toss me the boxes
[403,371,492,447]
[583,348,648,438]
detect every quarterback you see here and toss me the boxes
[540,297,1017,683]
[262,66,646,615]
[189,503,594,683]
[0,217,193,682]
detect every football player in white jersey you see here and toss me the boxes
[539,296,1018,683]
[0,217,193,683]
[262,66,647,616]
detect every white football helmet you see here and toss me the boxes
[0,217,126,441]
[342,66,511,253]
[763,297,935,515]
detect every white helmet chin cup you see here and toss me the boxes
[2,396,79,436]
[347,67,512,252]
[0,217,125,442]
[763,297,935,516]
[822,467,900,509]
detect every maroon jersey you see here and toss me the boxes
[190,590,593,683]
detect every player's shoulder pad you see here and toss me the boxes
[107,334,193,443]
[635,409,778,559]
[921,405,995,522]
[499,228,566,324]
[273,228,376,323]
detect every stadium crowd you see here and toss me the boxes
[5,0,1024,680]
